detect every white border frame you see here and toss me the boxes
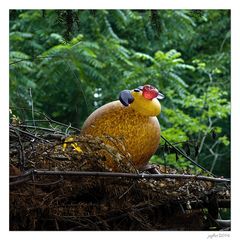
[1,1,239,240]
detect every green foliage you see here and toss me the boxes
[150,154,197,172]
[9,10,230,177]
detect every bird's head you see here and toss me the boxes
[119,85,164,116]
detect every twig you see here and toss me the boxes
[10,125,50,143]
[29,88,36,128]
[10,107,81,133]
[219,30,230,53]
[118,182,136,199]
[19,124,65,134]
[161,135,216,177]
[10,169,33,186]
[28,176,64,186]
[10,169,33,180]
[65,123,73,135]
[32,170,230,183]
[215,219,231,228]
[65,61,89,115]
[210,154,219,173]
[10,176,32,186]
[195,117,215,163]
[24,119,53,123]
[42,113,81,133]
[9,169,230,186]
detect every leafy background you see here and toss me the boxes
[9,10,230,177]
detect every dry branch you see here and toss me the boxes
[34,170,230,182]
[9,169,230,186]
[161,135,216,177]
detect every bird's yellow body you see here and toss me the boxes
[82,87,163,170]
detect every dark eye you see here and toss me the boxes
[134,88,140,92]
[119,90,134,106]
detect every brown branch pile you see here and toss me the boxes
[9,123,230,231]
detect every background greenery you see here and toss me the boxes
[9,10,230,177]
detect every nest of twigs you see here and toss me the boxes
[9,118,230,231]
